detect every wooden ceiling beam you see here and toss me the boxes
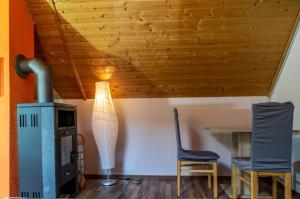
[24,0,37,24]
[48,0,87,100]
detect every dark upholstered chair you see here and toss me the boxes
[174,108,220,198]
[232,102,294,199]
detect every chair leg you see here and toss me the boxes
[232,165,237,199]
[284,172,292,199]
[208,173,212,189]
[208,165,212,189]
[213,162,218,199]
[272,177,278,199]
[177,160,181,197]
[250,171,258,199]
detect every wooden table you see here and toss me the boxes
[206,128,300,198]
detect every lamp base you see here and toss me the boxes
[101,179,118,186]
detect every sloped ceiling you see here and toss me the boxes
[26,0,300,99]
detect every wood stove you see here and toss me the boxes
[15,55,79,198]
[18,102,78,198]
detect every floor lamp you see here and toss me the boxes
[92,81,118,186]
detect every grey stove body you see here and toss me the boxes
[18,102,78,198]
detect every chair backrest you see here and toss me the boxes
[173,108,183,154]
[251,102,294,171]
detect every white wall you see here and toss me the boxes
[271,24,300,129]
[271,24,300,192]
[64,96,268,176]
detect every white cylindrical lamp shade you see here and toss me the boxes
[92,81,118,170]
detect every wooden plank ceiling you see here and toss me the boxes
[27,0,300,99]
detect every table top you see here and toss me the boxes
[206,127,300,134]
[206,128,252,133]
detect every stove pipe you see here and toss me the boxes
[14,55,53,103]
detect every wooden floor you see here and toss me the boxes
[77,176,300,199]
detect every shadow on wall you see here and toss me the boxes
[178,104,251,148]
[114,103,128,174]
[81,132,100,173]
[113,98,173,175]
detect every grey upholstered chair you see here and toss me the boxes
[174,108,220,198]
[232,102,294,199]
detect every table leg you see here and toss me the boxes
[232,132,252,197]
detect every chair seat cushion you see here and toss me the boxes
[178,150,219,162]
[232,157,251,170]
[232,157,292,172]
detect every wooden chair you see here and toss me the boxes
[173,108,219,198]
[231,102,294,199]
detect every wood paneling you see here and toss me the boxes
[26,0,300,98]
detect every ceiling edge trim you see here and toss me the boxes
[268,9,300,97]
[49,0,87,100]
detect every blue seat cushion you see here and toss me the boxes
[232,157,251,170]
[232,157,292,172]
[178,150,219,162]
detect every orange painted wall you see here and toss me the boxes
[0,0,34,197]
[0,0,10,197]
[9,0,35,196]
